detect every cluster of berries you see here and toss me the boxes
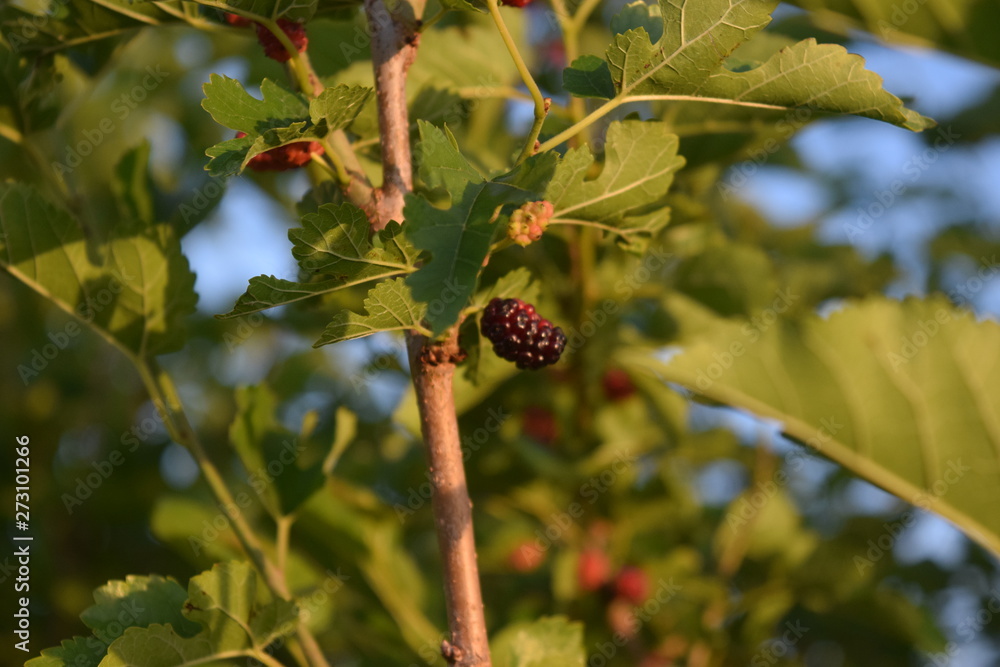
[225,14,307,63]
[480,298,566,370]
[507,200,554,247]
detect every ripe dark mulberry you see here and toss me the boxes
[481,298,566,370]
[255,19,308,62]
[235,132,323,171]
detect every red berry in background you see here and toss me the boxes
[577,548,611,592]
[255,18,308,62]
[481,298,566,370]
[235,132,324,172]
[508,540,546,572]
[606,597,639,640]
[602,367,637,401]
[224,12,252,27]
[503,0,533,6]
[522,406,558,445]
[614,566,650,604]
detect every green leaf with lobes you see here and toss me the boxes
[626,295,1000,556]
[545,120,685,249]
[27,563,294,667]
[415,120,484,196]
[26,575,199,667]
[291,203,414,277]
[220,204,416,318]
[405,123,536,335]
[562,0,933,131]
[314,277,430,346]
[94,561,297,666]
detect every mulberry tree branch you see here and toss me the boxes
[363,0,493,664]
[364,0,419,229]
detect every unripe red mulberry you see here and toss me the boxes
[235,132,324,171]
[255,18,308,62]
[224,12,252,27]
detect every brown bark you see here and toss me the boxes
[407,333,492,667]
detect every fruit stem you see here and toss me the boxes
[485,0,547,166]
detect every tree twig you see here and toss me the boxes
[364,0,419,229]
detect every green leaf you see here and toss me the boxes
[698,38,935,132]
[309,84,372,130]
[405,182,532,335]
[416,121,483,195]
[28,574,204,667]
[610,0,663,42]
[314,277,429,346]
[184,561,297,649]
[291,203,412,278]
[220,275,353,318]
[81,575,201,639]
[25,637,103,667]
[101,624,213,667]
[491,616,585,667]
[581,0,934,132]
[202,75,309,134]
[221,206,415,318]
[627,296,1000,556]
[229,384,325,516]
[546,120,684,247]
[609,0,777,95]
[562,56,616,99]
[0,182,197,362]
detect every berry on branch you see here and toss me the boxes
[235,132,324,171]
[507,200,554,247]
[503,0,534,7]
[224,12,252,27]
[255,18,308,62]
[480,298,566,370]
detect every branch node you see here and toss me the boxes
[442,639,465,663]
